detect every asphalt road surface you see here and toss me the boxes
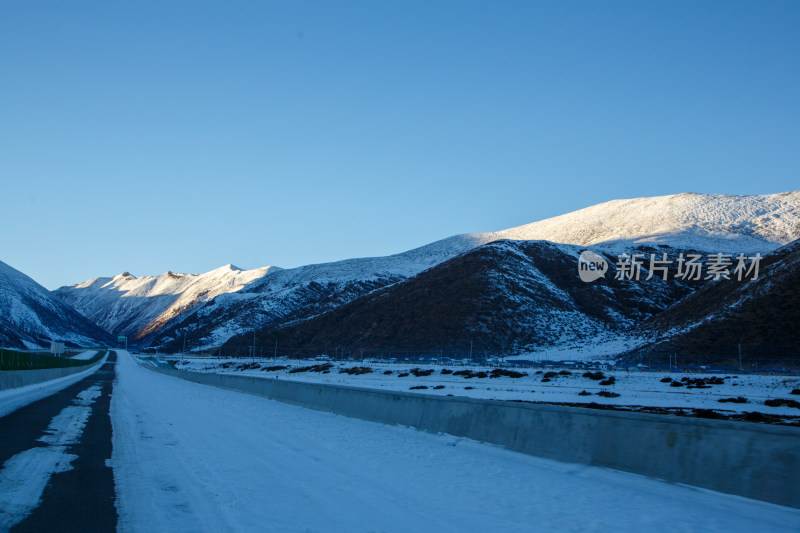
[0,351,116,532]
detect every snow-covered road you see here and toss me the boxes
[111,351,799,532]
[70,349,99,360]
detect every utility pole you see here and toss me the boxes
[738,344,743,370]
[469,341,473,363]
[274,338,278,359]
[252,330,256,362]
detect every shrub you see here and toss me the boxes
[743,411,766,422]
[597,391,620,398]
[490,368,527,379]
[764,399,800,409]
[339,366,373,375]
[289,363,333,373]
[453,370,488,379]
[694,409,728,420]
[718,397,748,404]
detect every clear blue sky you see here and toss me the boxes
[1,1,798,289]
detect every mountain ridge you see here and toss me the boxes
[53,191,800,352]
[0,259,111,348]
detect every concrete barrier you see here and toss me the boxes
[0,355,106,391]
[144,364,800,508]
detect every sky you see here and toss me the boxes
[1,1,798,290]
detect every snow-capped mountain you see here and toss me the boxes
[220,240,702,358]
[54,264,277,338]
[491,191,800,252]
[0,259,111,348]
[55,191,800,351]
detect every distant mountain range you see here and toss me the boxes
[3,191,799,362]
[226,240,703,357]
[0,260,112,348]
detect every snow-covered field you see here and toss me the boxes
[170,357,800,422]
[117,351,799,532]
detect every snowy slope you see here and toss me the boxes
[220,191,800,289]
[57,191,800,349]
[0,260,110,348]
[493,191,800,252]
[218,240,701,358]
[55,265,277,338]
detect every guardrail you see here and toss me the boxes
[0,352,108,391]
[0,348,103,371]
[142,362,800,508]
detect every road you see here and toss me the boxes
[1,350,798,532]
[0,352,116,532]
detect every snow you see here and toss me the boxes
[70,350,98,360]
[0,384,102,530]
[0,259,102,347]
[113,351,799,531]
[492,191,800,253]
[175,357,800,419]
[509,336,649,361]
[0,357,106,417]
[55,264,277,338]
